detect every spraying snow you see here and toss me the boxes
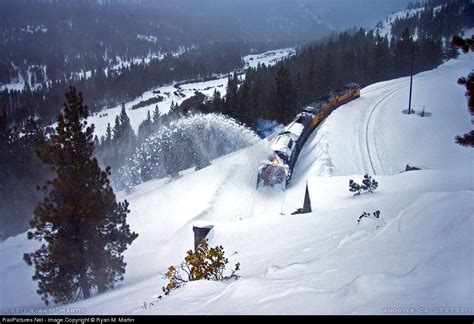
[119,114,260,188]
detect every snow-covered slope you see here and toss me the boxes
[1,52,473,315]
[372,5,442,40]
[373,7,424,39]
[300,56,473,178]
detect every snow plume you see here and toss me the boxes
[118,113,259,189]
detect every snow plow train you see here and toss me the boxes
[257,83,361,189]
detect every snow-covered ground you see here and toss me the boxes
[87,47,295,138]
[242,48,296,69]
[1,51,473,315]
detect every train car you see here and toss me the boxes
[285,113,314,150]
[335,83,361,106]
[257,83,360,189]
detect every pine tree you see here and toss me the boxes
[349,179,362,196]
[105,123,113,144]
[274,65,297,122]
[93,135,100,147]
[372,35,392,81]
[452,35,474,148]
[225,72,239,116]
[23,87,138,305]
[444,39,459,60]
[113,115,121,140]
[146,110,152,123]
[169,101,179,114]
[119,103,132,135]
[210,89,222,113]
[237,81,251,124]
[361,174,378,193]
[393,28,414,77]
[138,110,154,140]
[119,104,136,145]
[110,104,137,175]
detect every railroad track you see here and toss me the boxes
[365,87,402,175]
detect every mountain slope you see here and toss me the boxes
[1,51,473,315]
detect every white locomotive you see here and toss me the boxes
[257,83,360,189]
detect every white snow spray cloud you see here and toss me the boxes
[117,113,259,189]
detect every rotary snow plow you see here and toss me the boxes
[257,156,289,189]
[256,126,301,190]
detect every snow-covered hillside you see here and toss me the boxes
[372,5,442,40]
[0,48,188,93]
[1,51,473,315]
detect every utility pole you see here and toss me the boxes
[408,43,415,115]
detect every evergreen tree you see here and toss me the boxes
[146,110,152,124]
[210,89,223,113]
[138,110,154,140]
[111,104,137,174]
[361,174,378,193]
[121,105,136,144]
[105,123,113,144]
[93,135,100,147]
[248,79,264,128]
[444,38,460,60]
[168,101,179,115]
[393,28,415,77]
[237,81,251,124]
[23,87,138,305]
[225,72,239,116]
[452,35,474,148]
[113,115,121,140]
[274,65,297,122]
[349,179,362,196]
[153,105,161,125]
[371,35,392,81]
[119,103,132,136]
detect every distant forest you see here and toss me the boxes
[1,41,281,124]
[0,0,288,125]
[191,0,474,127]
